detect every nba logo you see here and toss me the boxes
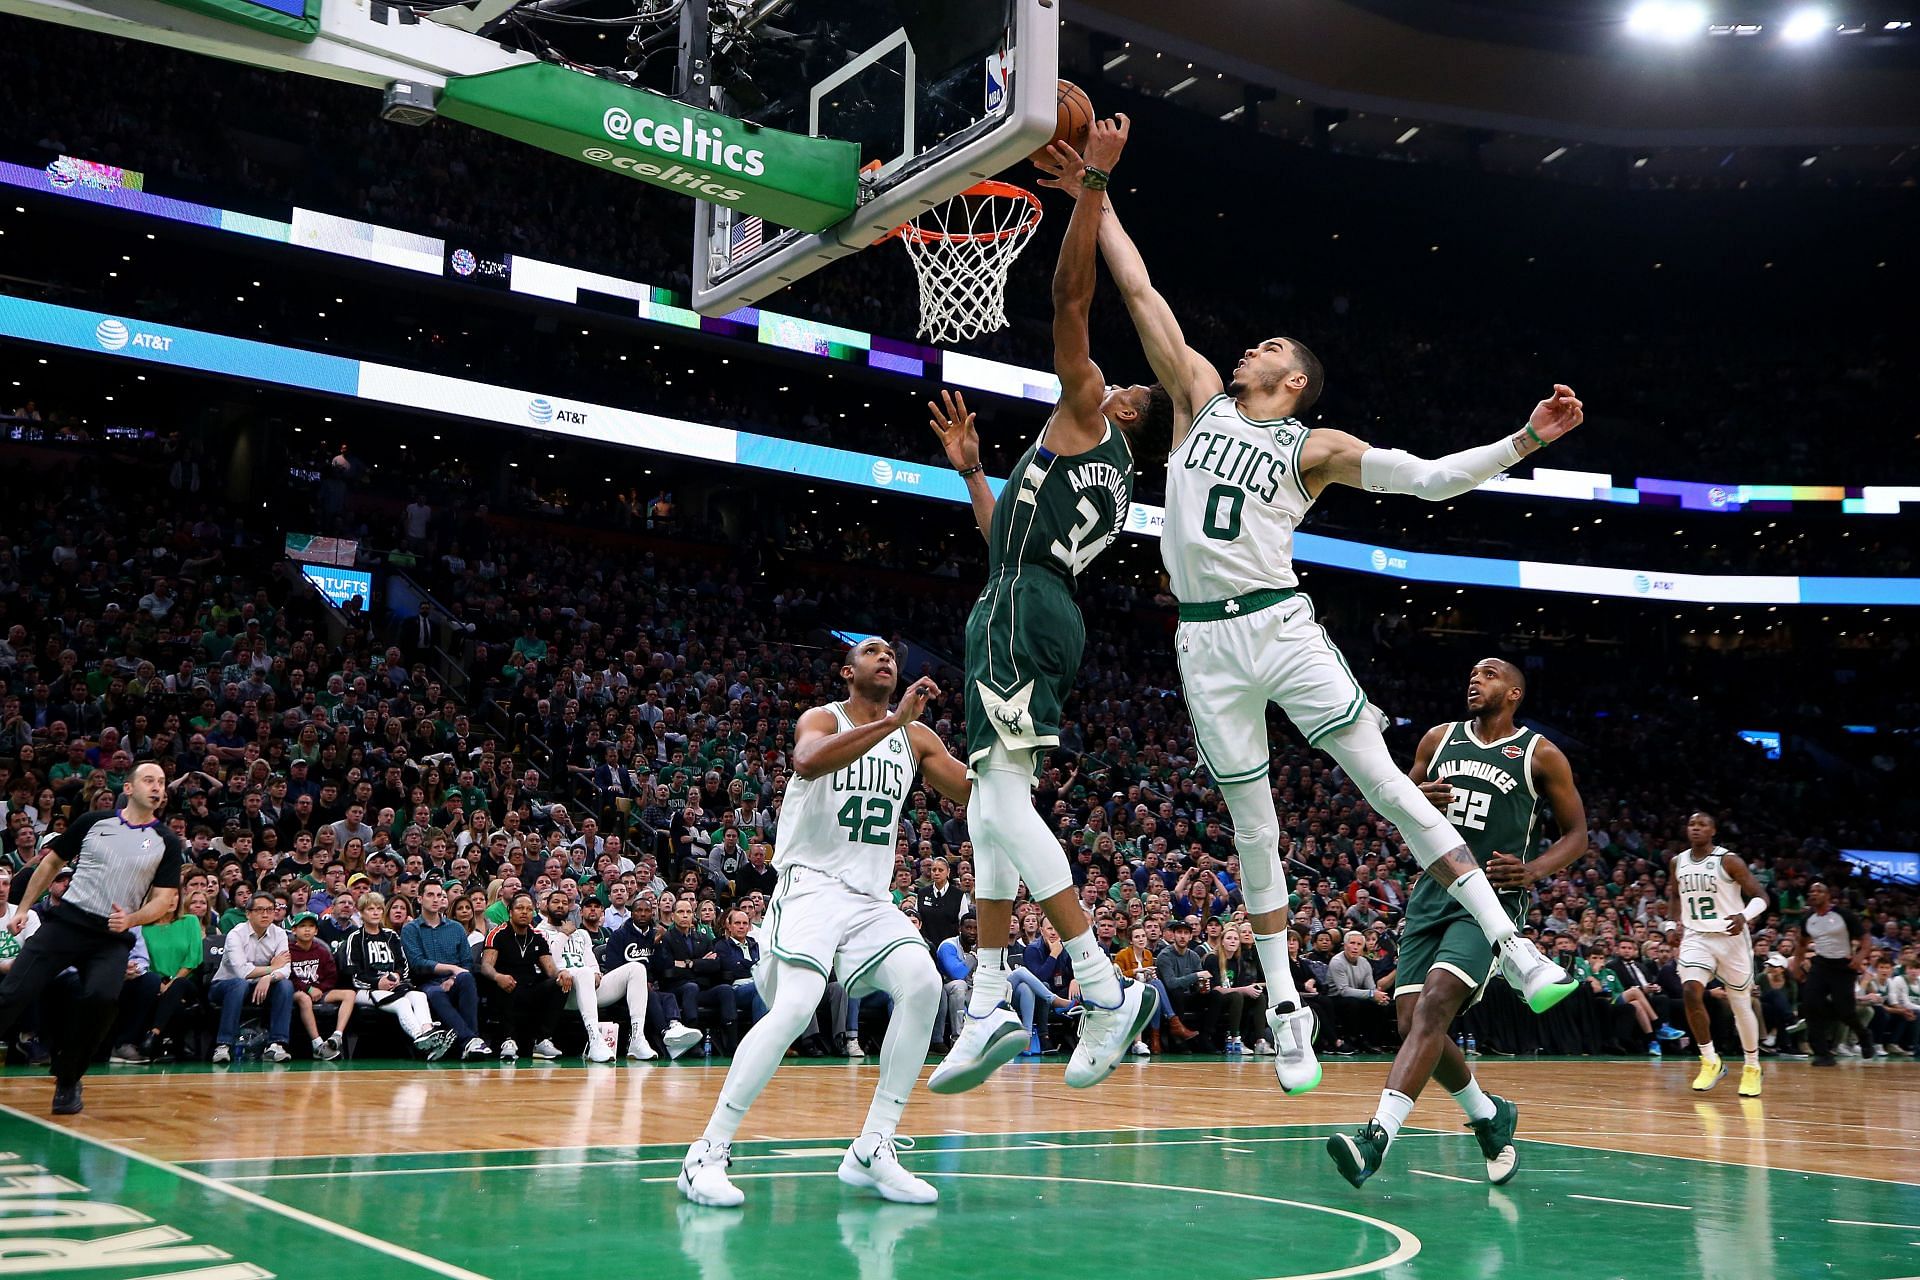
[985,49,1010,114]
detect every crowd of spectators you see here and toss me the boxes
[1,437,1913,1076]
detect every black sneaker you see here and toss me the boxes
[52,1082,82,1116]
[21,1037,50,1066]
[1811,1053,1838,1067]
[110,1042,152,1064]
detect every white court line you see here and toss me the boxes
[0,1103,493,1280]
[1568,1193,1691,1211]
[652,1170,1423,1280]
[1223,1147,1256,1155]
[1410,1170,1478,1184]
[219,1131,1458,1183]
[1827,1219,1920,1231]
[1517,1131,1920,1189]
[178,1121,1344,1167]
[1027,1140,1064,1148]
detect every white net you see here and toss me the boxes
[896,184,1043,344]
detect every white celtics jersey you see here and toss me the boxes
[1162,393,1315,603]
[538,919,599,973]
[775,703,913,899]
[1674,846,1746,935]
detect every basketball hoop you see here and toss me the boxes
[884,181,1043,344]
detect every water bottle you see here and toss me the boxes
[1465,1033,1478,1057]
[701,1031,713,1059]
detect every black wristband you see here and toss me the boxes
[1081,166,1110,191]
[956,464,984,479]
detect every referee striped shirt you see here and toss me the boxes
[43,809,185,919]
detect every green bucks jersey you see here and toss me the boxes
[775,703,913,899]
[1424,721,1542,866]
[986,420,1135,586]
[1163,394,1312,602]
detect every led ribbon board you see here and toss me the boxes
[4,293,1918,608]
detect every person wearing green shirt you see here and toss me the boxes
[217,884,254,934]
[134,899,213,1061]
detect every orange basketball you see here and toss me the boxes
[1030,80,1094,164]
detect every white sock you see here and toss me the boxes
[702,964,823,1144]
[969,947,1010,1017]
[1253,932,1301,1009]
[1372,1088,1414,1145]
[1451,1078,1497,1123]
[863,949,938,1135]
[1700,1042,1721,1064]
[1731,993,1761,1067]
[1445,868,1518,946]
[1064,931,1121,1007]
[311,1036,326,1050]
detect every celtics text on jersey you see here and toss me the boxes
[1674,847,1747,934]
[775,703,913,900]
[1163,394,1313,603]
[1424,722,1542,870]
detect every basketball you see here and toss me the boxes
[1031,79,1094,164]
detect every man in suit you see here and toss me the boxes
[1607,937,1680,1031]
[399,603,437,664]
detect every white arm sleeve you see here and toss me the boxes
[1360,436,1524,501]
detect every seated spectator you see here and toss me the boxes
[210,895,294,1064]
[935,913,978,1052]
[654,897,738,1053]
[1200,928,1267,1054]
[1327,930,1393,1055]
[287,910,354,1060]
[403,881,489,1061]
[348,892,457,1060]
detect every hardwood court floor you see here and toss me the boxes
[4,1054,1918,1280]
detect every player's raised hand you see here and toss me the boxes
[892,677,940,728]
[1524,384,1584,448]
[1032,146,1073,190]
[1082,113,1131,172]
[928,390,980,473]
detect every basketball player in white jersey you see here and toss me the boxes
[1037,169,1586,1092]
[1666,812,1768,1096]
[680,639,972,1208]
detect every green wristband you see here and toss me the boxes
[1524,423,1547,448]
[1081,166,1111,191]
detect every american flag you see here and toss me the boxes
[729,215,764,262]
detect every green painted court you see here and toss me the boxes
[6,1088,1918,1280]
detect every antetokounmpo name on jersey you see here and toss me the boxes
[1432,758,1522,794]
[1068,461,1131,538]
[1182,430,1288,503]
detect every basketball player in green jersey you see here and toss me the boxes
[924,113,1174,1096]
[1327,658,1588,1189]
[1039,171,1585,1101]
[680,640,974,1208]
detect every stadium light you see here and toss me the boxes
[1626,0,1708,39]
[1781,6,1832,40]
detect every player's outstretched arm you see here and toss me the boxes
[1487,738,1588,890]
[1036,158,1220,437]
[790,681,940,780]
[1301,385,1584,501]
[908,721,972,807]
[928,390,994,541]
[1046,115,1129,451]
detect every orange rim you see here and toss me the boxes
[881,181,1044,245]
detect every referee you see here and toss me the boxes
[1793,880,1869,1068]
[0,761,184,1114]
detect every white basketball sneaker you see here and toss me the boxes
[627,1025,658,1061]
[1498,936,1578,1014]
[664,1021,704,1059]
[838,1133,937,1204]
[927,1004,1026,1095]
[586,1034,615,1064]
[1267,1004,1322,1096]
[678,1138,745,1207]
[1065,978,1156,1089]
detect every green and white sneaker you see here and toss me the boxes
[1499,936,1579,1014]
[1327,1122,1390,1189]
[1467,1094,1520,1185]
